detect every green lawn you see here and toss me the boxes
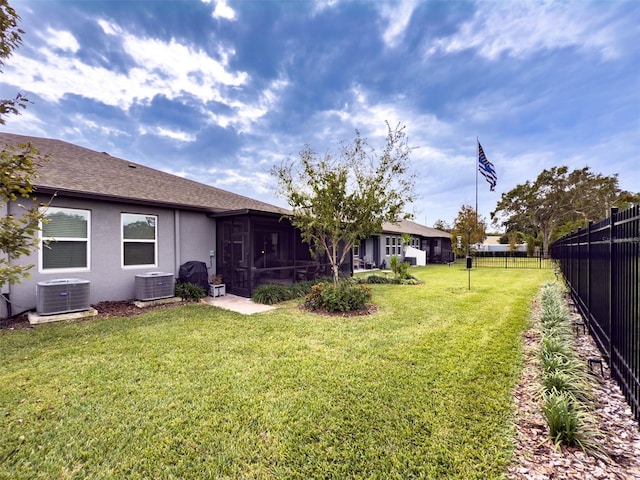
[1,264,553,479]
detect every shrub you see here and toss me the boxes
[364,274,418,285]
[389,255,410,279]
[366,275,389,284]
[303,281,372,313]
[251,284,288,305]
[251,281,317,305]
[539,336,572,360]
[542,390,582,446]
[175,282,206,302]
[541,351,582,375]
[537,282,601,453]
[542,370,593,404]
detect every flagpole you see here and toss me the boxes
[475,138,479,230]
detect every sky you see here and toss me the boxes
[1,0,639,227]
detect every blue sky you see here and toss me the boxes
[1,0,639,227]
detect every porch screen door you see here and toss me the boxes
[218,218,250,296]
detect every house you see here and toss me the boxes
[354,219,452,269]
[475,235,527,254]
[0,133,323,318]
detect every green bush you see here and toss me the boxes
[251,284,289,305]
[175,282,206,302]
[542,370,593,404]
[363,274,418,285]
[389,255,410,279]
[366,275,390,284]
[541,351,582,375]
[537,282,600,453]
[542,390,582,446]
[303,281,372,313]
[251,280,317,305]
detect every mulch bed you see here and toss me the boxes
[298,303,379,317]
[0,300,189,330]
[507,300,640,479]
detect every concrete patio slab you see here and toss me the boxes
[28,308,99,325]
[201,294,276,315]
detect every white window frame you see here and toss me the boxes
[121,213,158,269]
[39,206,91,273]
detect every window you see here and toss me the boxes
[122,213,157,267]
[40,207,90,271]
[385,237,390,256]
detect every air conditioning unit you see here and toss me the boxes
[135,272,175,301]
[36,279,91,316]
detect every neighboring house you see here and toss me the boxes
[354,219,452,269]
[474,235,527,253]
[0,133,322,318]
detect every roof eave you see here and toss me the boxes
[34,186,222,213]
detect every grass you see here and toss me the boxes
[1,263,553,479]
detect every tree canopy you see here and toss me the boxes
[491,166,637,256]
[0,0,28,123]
[0,143,47,288]
[450,205,487,256]
[272,122,416,285]
[432,219,451,232]
[0,0,48,291]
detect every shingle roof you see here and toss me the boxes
[382,219,450,238]
[0,132,286,214]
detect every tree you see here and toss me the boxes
[450,205,487,256]
[433,219,451,232]
[491,166,626,257]
[272,122,417,286]
[0,0,47,290]
[400,232,411,262]
[0,0,29,123]
[0,143,47,287]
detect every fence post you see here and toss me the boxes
[577,226,582,300]
[608,207,618,370]
[586,220,592,320]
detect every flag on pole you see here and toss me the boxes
[478,141,497,191]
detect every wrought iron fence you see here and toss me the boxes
[471,251,553,269]
[551,205,640,425]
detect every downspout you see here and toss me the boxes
[2,200,12,317]
[174,209,181,275]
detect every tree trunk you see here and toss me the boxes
[331,263,340,286]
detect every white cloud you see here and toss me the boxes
[0,17,294,137]
[427,2,624,60]
[311,0,341,15]
[113,25,247,88]
[161,167,188,178]
[0,109,47,137]
[212,0,236,21]
[2,22,254,127]
[138,125,196,143]
[379,0,418,48]
[42,28,80,53]
[204,76,289,132]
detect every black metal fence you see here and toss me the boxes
[472,251,553,269]
[551,205,640,424]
